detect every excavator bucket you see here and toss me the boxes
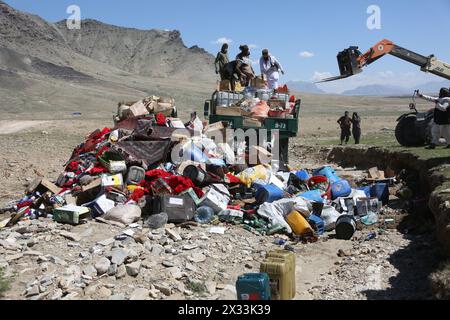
[317,47,363,83]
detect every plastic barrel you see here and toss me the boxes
[299,190,324,203]
[295,170,310,182]
[313,166,340,184]
[307,176,332,200]
[335,215,357,240]
[331,179,352,200]
[370,183,389,205]
[255,184,284,204]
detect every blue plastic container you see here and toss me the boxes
[357,186,371,198]
[308,214,325,235]
[331,179,352,200]
[370,183,389,205]
[295,170,310,182]
[299,190,324,203]
[313,166,340,184]
[256,184,284,204]
[236,273,271,301]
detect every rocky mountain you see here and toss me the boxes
[286,81,325,94]
[55,19,215,81]
[0,1,215,83]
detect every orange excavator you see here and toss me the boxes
[320,39,450,82]
[320,39,450,147]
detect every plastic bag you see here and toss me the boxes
[257,197,311,234]
[104,205,142,226]
[320,206,341,231]
[250,101,270,120]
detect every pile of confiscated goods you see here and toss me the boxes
[0,95,396,242]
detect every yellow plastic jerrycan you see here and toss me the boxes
[286,210,314,236]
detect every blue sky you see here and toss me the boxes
[5,0,450,93]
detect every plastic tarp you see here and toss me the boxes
[257,197,311,234]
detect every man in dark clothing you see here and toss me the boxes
[215,44,229,80]
[337,111,352,145]
[352,112,361,144]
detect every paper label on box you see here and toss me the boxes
[169,198,184,206]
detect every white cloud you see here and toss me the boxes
[311,71,333,82]
[212,37,233,45]
[299,51,315,58]
[248,44,258,49]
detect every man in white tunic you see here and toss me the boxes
[417,88,450,149]
[259,49,285,90]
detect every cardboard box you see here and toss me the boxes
[251,77,267,89]
[199,184,230,213]
[91,194,116,217]
[53,205,91,225]
[168,118,186,129]
[216,107,242,116]
[82,178,102,192]
[101,174,124,188]
[129,100,148,117]
[26,177,62,195]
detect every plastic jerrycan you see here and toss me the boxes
[236,273,271,301]
[286,211,314,236]
[266,250,296,298]
[260,257,294,300]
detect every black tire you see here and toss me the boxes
[395,116,424,147]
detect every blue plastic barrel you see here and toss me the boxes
[295,170,310,182]
[299,190,324,203]
[331,179,352,200]
[308,214,325,235]
[313,166,340,184]
[255,184,284,204]
[370,183,389,205]
[236,273,271,300]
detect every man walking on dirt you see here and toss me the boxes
[337,111,352,145]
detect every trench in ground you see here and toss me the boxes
[295,145,447,299]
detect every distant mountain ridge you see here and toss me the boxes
[342,80,450,96]
[286,80,325,94]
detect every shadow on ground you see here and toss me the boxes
[362,213,444,300]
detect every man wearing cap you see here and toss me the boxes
[259,49,285,90]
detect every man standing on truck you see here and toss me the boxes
[215,43,229,80]
[259,49,285,90]
[417,88,450,149]
[337,111,352,145]
[235,45,255,87]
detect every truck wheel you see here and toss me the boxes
[395,116,423,147]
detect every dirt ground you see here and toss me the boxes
[0,93,443,300]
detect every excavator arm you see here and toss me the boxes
[319,39,450,82]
